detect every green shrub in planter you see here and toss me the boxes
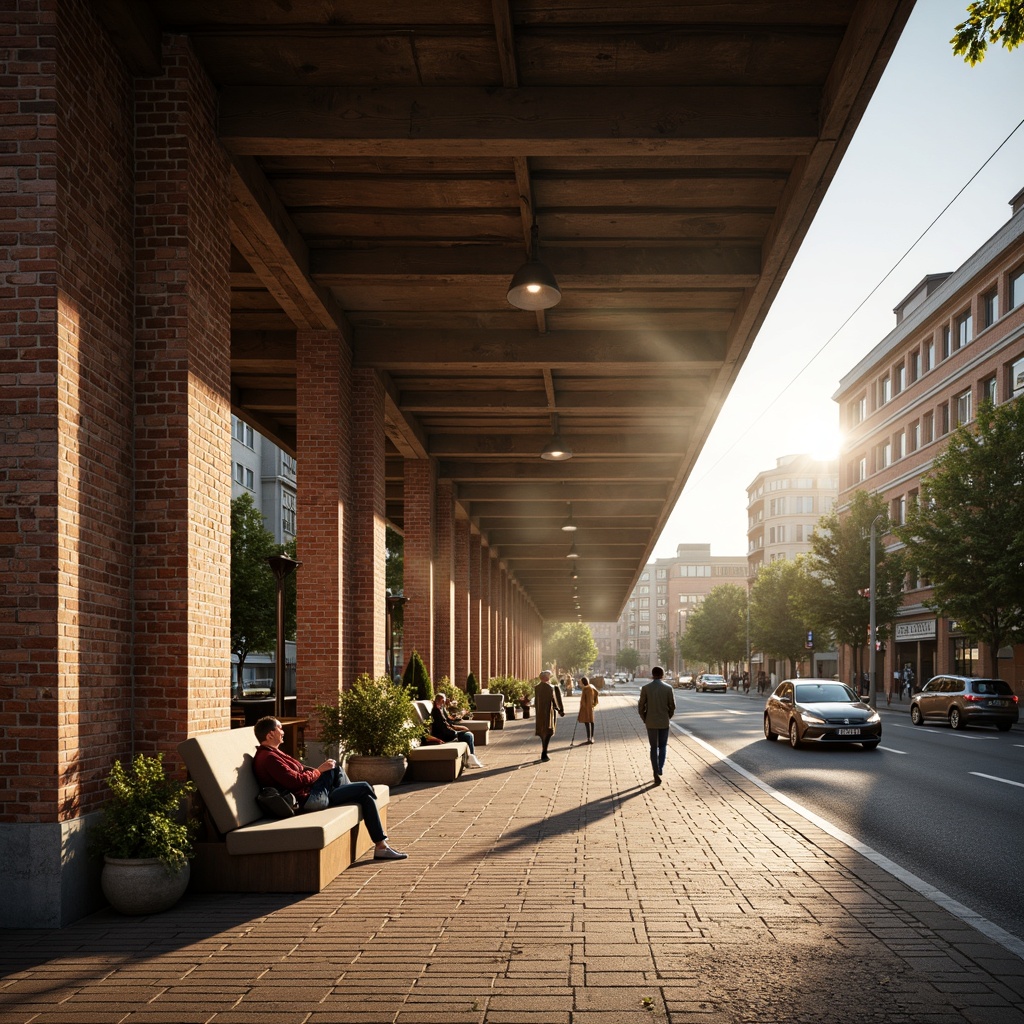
[89,753,195,872]
[316,674,417,759]
[466,672,479,705]
[402,649,433,701]
[434,676,469,717]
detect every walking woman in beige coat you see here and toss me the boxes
[534,670,564,762]
[577,676,599,744]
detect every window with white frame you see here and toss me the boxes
[893,364,905,394]
[233,418,255,448]
[955,388,972,426]
[879,375,891,405]
[955,309,973,349]
[894,429,906,459]
[1012,356,1024,398]
[909,350,920,382]
[1013,265,1024,309]
[922,411,934,443]
[983,288,999,328]
[983,375,997,405]
[925,338,935,371]
[851,395,867,426]
[941,326,951,360]
[893,494,906,526]
[282,490,296,536]
[857,456,867,482]
[877,441,891,469]
[909,420,920,452]
[939,403,950,435]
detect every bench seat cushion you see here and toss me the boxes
[226,799,387,855]
[407,741,466,762]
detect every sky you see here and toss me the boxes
[652,0,1024,559]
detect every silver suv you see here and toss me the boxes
[910,675,1019,732]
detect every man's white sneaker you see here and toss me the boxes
[467,754,485,768]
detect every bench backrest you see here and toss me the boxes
[412,700,432,725]
[178,728,264,834]
[473,692,504,714]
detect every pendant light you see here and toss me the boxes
[507,221,561,311]
[540,412,572,462]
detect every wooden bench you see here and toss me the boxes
[177,728,389,893]
[405,700,471,782]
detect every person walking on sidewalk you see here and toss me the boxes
[577,675,599,744]
[534,669,564,762]
[638,665,675,786]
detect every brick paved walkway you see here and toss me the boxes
[2,694,1023,1023]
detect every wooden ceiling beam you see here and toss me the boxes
[313,244,761,283]
[218,85,820,157]
[438,460,677,482]
[406,389,702,413]
[435,434,685,458]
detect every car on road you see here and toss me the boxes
[910,675,1019,731]
[673,674,693,689]
[695,673,727,693]
[764,679,881,750]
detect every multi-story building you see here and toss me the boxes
[596,544,747,676]
[833,187,1024,689]
[746,455,839,574]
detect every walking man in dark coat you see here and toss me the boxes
[638,665,675,786]
[534,669,564,762]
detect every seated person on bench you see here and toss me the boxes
[430,694,484,768]
[252,716,408,861]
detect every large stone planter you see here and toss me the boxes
[345,755,408,787]
[101,857,190,915]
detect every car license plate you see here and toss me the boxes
[990,700,1007,707]
[837,728,861,736]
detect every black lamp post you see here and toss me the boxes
[268,554,301,721]
[386,592,409,681]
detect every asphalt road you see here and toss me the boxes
[615,682,1024,947]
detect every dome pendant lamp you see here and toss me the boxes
[540,413,572,462]
[507,221,561,311]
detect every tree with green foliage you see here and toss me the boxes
[656,634,676,670]
[804,490,906,678]
[898,398,1024,664]
[231,493,296,692]
[615,646,641,675]
[678,585,746,671]
[544,621,599,675]
[951,1,1024,63]
[749,559,817,677]
[402,649,433,701]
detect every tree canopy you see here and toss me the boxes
[749,558,819,674]
[804,490,906,656]
[678,584,746,670]
[898,398,1024,661]
[615,646,641,674]
[230,493,296,687]
[544,621,599,675]
[951,1,1024,64]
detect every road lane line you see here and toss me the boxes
[879,745,907,754]
[673,721,1024,961]
[970,772,1024,789]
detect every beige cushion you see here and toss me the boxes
[412,700,432,725]
[473,693,504,715]
[408,741,467,761]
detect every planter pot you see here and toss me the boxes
[505,705,517,721]
[345,754,408,787]
[101,857,190,915]
[520,704,531,718]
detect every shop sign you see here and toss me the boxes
[895,619,936,641]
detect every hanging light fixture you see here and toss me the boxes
[568,567,579,581]
[507,221,561,310]
[540,412,572,462]
[566,538,579,560]
[561,502,577,532]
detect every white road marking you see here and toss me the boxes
[970,772,1024,789]
[673,720,1024,962]
[878,745,907,754]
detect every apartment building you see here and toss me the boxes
[834,188,1024,688]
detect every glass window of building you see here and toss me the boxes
[983,375,997,405]
[1012,265,1024,309]
[894,429,905,459]
[893,494,906,526]
[956,388,972,426]
[922,411,933,443]
[955,309,973,349]
[878,375,891,405]
[233,418,255,448]
[893,364,905,394]
[909,420,920,452]
[1012,356,1024,398]
[925,338,935,371]
[282,491,296,536]
[939,403,950,435]
[908,350,920,382]
[983,288,999,327]
[877,441,890,469]
[941,325,951,360]
[857,456,867,483]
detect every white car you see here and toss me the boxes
[696,673,727,693]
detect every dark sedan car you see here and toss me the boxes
[910,675,1019,731]
[764,679,881,750]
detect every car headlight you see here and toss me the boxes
[799,710,825,725]
[866,711,880,724]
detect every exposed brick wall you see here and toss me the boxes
[468,531,482,682]
[133,34,232,755]
[452,516,470,687]
[433,479,454,682]
[296,329,352,714]
[349,368,386,679]
[403,459,435,679]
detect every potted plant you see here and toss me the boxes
[402,649,433,701]
[316,674,416,787]
[466,671,479,708]
[89,752,196,915]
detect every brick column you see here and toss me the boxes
[489,551,501,679]
[433,480,455,682]
[481,544,492,683]
[133,35,232,750]
[296,329,351,710]
[453,516,471,688]
[468,531,482,682]
[403,459,435,679]
[349,369,387,679]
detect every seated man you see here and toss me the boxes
[252,717,407,860]
[430,694,484,768]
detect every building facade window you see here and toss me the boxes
[233,418,255,448]
[955,309,973,349]
[893,364,905,394]
[939,403,950,435]
[1012,356,1024,398]
[894,429,906,459]
[879,375,891,405]
[925,338,935,371]
[922,411,934,444]
[282,491,296,536]
[851,395,867,425]
[909,420,920,452]
[956,388,972,426]
[983,288,999,327]
[893,495,906,526]
[909,350,920,382]
[1012,265,1024,309]
[983,375,997,405]
[941,326,951,360]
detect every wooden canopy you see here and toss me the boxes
[98,0,914,622]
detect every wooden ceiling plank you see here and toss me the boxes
[218,85,820,157]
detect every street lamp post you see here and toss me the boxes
[868,514,884,708]
[268,553,302,721]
